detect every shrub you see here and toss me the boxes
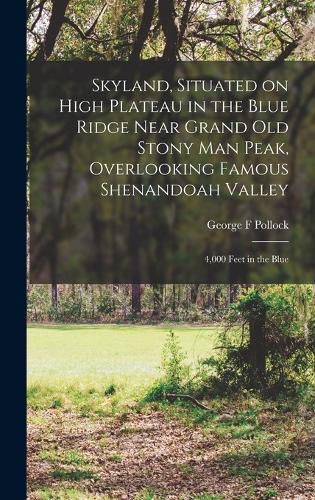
[161,330,188,388]
[144,330,189,402]
[206,286,314,396]
[98,293,114,314]
[104,383,116,396]
[27,285,51,322]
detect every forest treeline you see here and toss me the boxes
[28,283,243,322]
[27,283,315,325]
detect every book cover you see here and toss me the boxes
[27,2,315,499]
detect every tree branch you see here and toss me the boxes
[167,393,212,411]
[178,0,192,49]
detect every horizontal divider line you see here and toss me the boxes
[251,240,289,243]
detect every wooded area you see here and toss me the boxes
[28,283,243,322]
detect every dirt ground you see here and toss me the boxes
[28,408,315,500]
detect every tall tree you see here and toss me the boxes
[130,0,156,61]
[153,284,164,316]
[248,292,267,383]
[158,0,179,60]
[51,283,58,309]
[131,284,141,315]
[190,284,199,304]
[35,0,71,61]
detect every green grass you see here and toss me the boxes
[107,452,123,462]
[33,488,107,499]
[27,324,218,412]
[213,409,263,439]
[261,488,278,499]
[177,463,194,476]
[223,447,290,479]
[50,468,96,481]
[38,449,89,465]
[28,324,217,379]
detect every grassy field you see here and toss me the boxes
[27,324,219,412]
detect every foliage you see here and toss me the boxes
[308,307,315,356]
[206,286,315,396]
[104,383,117,396]
[144,330,190,402]
[28,285,51,322]
[161,330,189,389]
[98,292,114,315]
[27,284,236,323]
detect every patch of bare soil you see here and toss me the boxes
[28,409,315,499]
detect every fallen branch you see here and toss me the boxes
[166,393,212,411]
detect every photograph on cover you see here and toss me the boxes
[27,2,315,499]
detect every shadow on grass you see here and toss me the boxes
[28,324,113,331]
[221,448,290,479]
[50,468,96,481]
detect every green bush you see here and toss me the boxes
[143,380,182,403]
[104,383,117,396]
[98,293,114,314]
[144,330,189,402]
[206,286,315,396]
[161,330,188,388]
[28,285,51,322]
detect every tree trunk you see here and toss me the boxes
[131,284,141,316]
[51,283,58,309]
[172,284,176,313]
[130,0,156,61]
[249,305,266,383]
[153,284,163,316]
[190,284,199,304]
[214,286,221,309]
[36,0,71,61]
[229,284,238,304]
[158,0,179,60]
